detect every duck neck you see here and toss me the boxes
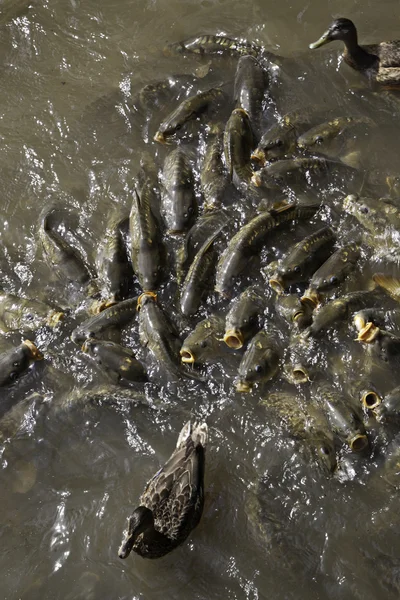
[343,32,376,69]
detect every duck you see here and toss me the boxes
[309,18,400,88]
[118,420,208,559]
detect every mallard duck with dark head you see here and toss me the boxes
[118,421,208,559]
[309,18,400,87]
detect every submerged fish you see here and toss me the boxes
[154,88,224,143]
[82,339,147,383]
[161,147,197,235]
[200,125,229,212]
[224,107,254,182]
[262,391,337,474]
[138,293,201,381]
[40,208,96,293]
[343,195,400,256]
[71,296,139,345]
[301,242,361,307]
[297,116,375,166]
[269,226,336,293]
[215,202,319,296]
[234,55,268,132]
[251,110,313,164]
[180,227,223,317]
[164,34,260,57]
[312,381,368,452]
[96,210,133,307]
[0,340,43,388]
[0,293,64,333]
[252,156,330,190]
[130,188,162,292]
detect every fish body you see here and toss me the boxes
[224,285,268,349]
[180,315,225,364]
[301,242,360,306]
[303,290,380,338]
[0,340,43,388]
[40,209,95,290]
[215,203,318,296]
[138,293,198,381]
[161,148,197,235]
[223,107,254,182]
[374,385,400,424]
[180,229,222,316]
[269,226,336,293]
[97,211,133,305]
[297,116,375,163]
[236,329,280,392]
[275,293,313,330]
[263,391,337,474]
[343,195,400,256]
[164,34,260,57]
[200,127,228,211]
[155,88,224,142]
[0,293,64,333]
[312,382,368,452]
[130,188,162,292]
[71,296,139,345]
[234,55,268,131]
[252,157,330,190]
[82,339,147,383]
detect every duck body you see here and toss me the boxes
[309,18,400,87]
[118,421,208,559]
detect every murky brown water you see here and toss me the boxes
[1,1,400,599]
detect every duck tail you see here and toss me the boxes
[176,421,208,449]
[192,422,208,448]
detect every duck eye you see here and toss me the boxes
[255,365,263,373]
[329,275,338,285]
[359,206,369,214]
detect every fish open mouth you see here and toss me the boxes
[223,329,244,349]
[353,313,367,332]
[137,291,157,311]
[269,277,284,294]
[357,322,380,343]
[23,339,44,361]
[361,390,382,410]
[235,379,252,393]
[349,434,368,452]
[47,311,65,327]
[180,348,195,364]
[154,131,166,144]
[88,298,118,315]
[291,364,310,383]
[300,289,319,308]
[250,149,266,165]
[251,172,262,187]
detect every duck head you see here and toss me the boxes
[309,18,357,49]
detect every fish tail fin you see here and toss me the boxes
[372,273,400,301]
